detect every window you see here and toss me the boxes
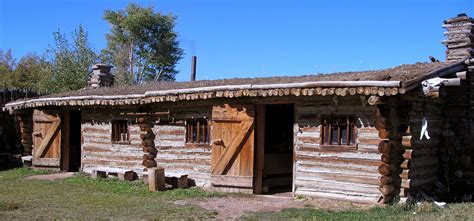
[112,120,129,143]
[186,118,209,144]
[320,116,357,146]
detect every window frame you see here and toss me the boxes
[320,115,357,148]
[185,118,210,145]
[111,119,130,144]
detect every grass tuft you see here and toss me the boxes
[0,202,21,211]
[0,167,50,180]
[164,187,224,200]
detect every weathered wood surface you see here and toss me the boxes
[210,104,255,191]
[154,124,212,187]
[5,82,407,112]
[397,95,444,201]
[32,110,61,168]
[293,100,382,204]
[81,111,144,174]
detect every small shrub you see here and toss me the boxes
[415,202,439,213]
[295,195,306,201]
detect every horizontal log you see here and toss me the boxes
[378,140,399,154]
[403,150,412,159]
[378,141,391,154]
[33,158,60,167]
[295,180,380,195]
[381,153,403,164]
[297,155,380,167]
[379,184,395,195]
[142,153,156,160]
[143,159,157,168]
[295,190,378,204]
[368,96,382,105]
[374,116,391,130]
[379,175,393,185]
[142,139,155,147]
[211,175,253,188]
[400,159,410,170]
[402,135,412,148]
[378,129,391,139]
[297,171,380,186]
[297,145,375,154]
[378,163,400,176]
[378,194,395,204]
[400,188,408,197]
[401,177,437,189]
[399,167,438,180]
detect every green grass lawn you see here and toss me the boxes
[242,200,474,221]
[0,168,219,220]
[1,168,473,220]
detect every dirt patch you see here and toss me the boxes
[175,194,371,220]
[25,172,75,181]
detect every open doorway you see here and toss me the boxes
[262,104,294,194]
[62,110,82,172]
[69,110,82,171]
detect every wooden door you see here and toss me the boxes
[211,104,255,192]
[32,110,62,168]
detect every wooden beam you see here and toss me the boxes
[254,104,265,194]
[33,158,60,167]
[211,175,253,188]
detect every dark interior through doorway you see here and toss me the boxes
[68,110,82,172]
[263,104,294,194]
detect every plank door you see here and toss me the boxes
[32,110,62,168]
[210,104,255,192]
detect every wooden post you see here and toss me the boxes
[254,104,265,194]
[139,116,157,168]
[148,167,165,191]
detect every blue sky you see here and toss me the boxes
[1,0,473,82]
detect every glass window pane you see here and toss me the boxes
[324,123,330,145]
[341,125,347,144]
[331,125,339,144]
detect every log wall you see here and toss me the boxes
[153,124,212,187]
[401,98,441,201]
[293,97,383,204]
[81,110,144,174]
[437,59,474,201]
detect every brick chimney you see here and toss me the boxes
[88,64,114,89]
[443,13,474,62]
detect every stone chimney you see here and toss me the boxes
[88,64,114,89]
[443,13,474,63]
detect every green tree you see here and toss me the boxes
[10,54,52,93]
[102,3,184,85]
[48,25,97,93]
[0,49,16,88]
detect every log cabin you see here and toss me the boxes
[3,14,474,204]
[0,89,36,169]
